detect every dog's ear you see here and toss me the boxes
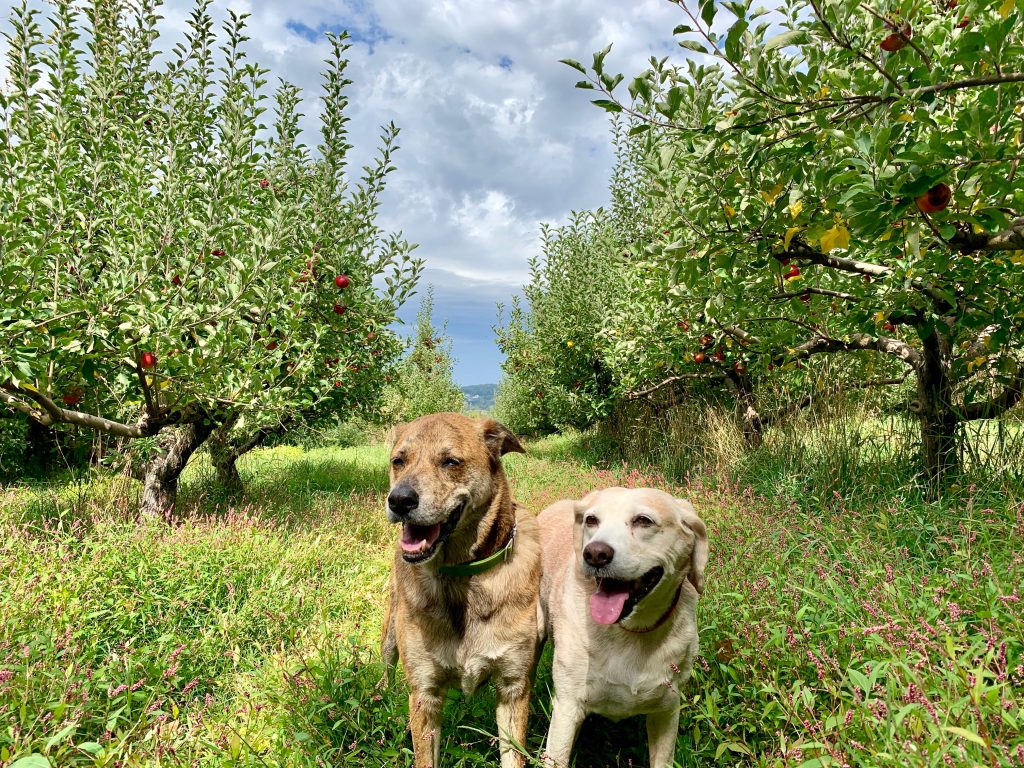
[481,419,526,458]
[676,498,708,595]
[387,423,406,452]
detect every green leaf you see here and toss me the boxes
[943,726,987,746]
[559,58,586,74]
[700,0,716,27]
[679,40,709,55]
[764,30,808,51]
[11,756,51,768]
[591,99,623,114]
[725,21,749,62]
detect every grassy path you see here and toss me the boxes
[1,438,1022,766]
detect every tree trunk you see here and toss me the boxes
[140,421,215,518]
[207,414,244,497]
[209,439,243,497]
[915,330,959,491]
[731,375,764,448]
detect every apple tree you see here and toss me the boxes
[379,286,465,423]
[570,0,1024,486]
[0,0,420,514]
[494,123,648,434]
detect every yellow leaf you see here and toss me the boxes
[784,227,802,250]
[967,356,988,373]
[724,204,736,219]
[817,85,830,99]
[820,225,850,253]
[874,311,887,324]
[1010,251,1024,265]
[973,223,985,234]
[896,113,913,122]
[761,183,784,204]
[998,0,1014,18]
[722,142,731,152]
[789,199,803,219]
[880,229,893,241]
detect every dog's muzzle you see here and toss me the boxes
[397,501,466,564]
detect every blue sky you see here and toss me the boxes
[0,0,686,385]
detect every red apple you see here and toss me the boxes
[211,248,225,257]
[864,275,872,284]
[700,334,714,348]
[333,304,347,315]
[880,33,906,52]
[785,265,801,279]
[367,332,377,340]
[767,363,775,371]
[677,320,690,331]
[694,352,707,364]
[266,341,278,351]
[62,388,83,407]
[334,380,342,388]
[883,321,897,332]
[713,348,725,362]
[734,361,747,373]
[259,178,270,189]
[172,275,182,287]
[915,182,951,213]
[335,274,350,289]
[140,351,157,369]
[957,15,970,28]
[800,293,811,304]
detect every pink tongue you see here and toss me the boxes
[400,523,441,554]
[590,586,630,625]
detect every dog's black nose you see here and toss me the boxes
[388,484,419,517]
[583,541,614,568]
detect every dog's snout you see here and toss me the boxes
[388,484,419,517]
[583,541,614,568]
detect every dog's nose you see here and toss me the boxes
[387,485,419,517]
[583,541,614,568]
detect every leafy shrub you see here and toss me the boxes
[0,415,27,480]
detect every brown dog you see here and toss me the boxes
[381,413,541,768]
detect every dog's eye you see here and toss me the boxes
[584,514,599,528]
[631,515,655,528]
[441,457,462,468]
[391,456,405,468]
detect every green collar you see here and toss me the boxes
[437,525,516,578]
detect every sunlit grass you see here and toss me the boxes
[2,436,1022,766]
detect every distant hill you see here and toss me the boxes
[461,383,497,412]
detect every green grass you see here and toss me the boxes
[1,437,1022,767]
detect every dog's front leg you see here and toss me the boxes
[409,687,445,768]
[542,696,585,768]
[646,707,680,768]
[495,681,530,768]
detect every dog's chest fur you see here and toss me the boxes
[552,583,699,719]
[395,509,541,697]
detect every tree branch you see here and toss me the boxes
[950,217,1024,254]
[780,242,953,311]
[911,73,1024,99]
[1,380,183,438]
[770,287,861,302]
[962,376,1024,421]
[626,372,724,401]
[793,333,923,368]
